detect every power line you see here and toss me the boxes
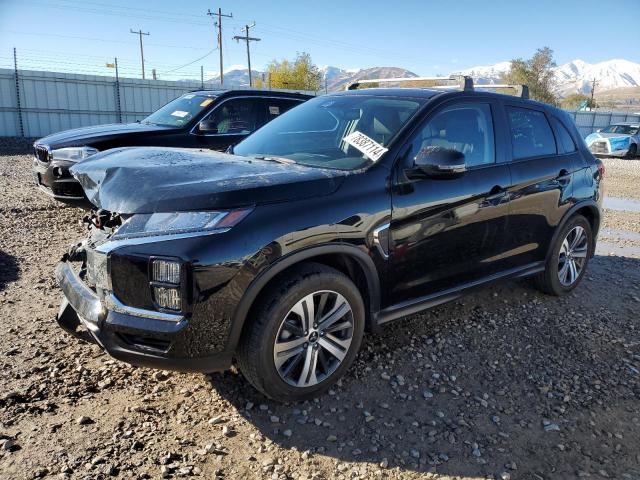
[130,29,150,79]
[207,7,233,87]
[10,0,212,26]
[158,49,217,75]
[233,23,261,87]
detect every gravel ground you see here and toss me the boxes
[1,141,639,480]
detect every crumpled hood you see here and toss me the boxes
[585,132,633,150]
[70,147,347,214]
[36,123,173,148]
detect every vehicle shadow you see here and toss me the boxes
[0,137,37,156]
[0,250,20,291]
[208,253,640,478]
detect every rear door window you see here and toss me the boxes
[264,98,302,122]
[507,107,557,160]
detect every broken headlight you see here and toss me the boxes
[51,146,99,162]
[111,209,252,240]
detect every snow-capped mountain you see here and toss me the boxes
[319,66,418,91]
[452,61,511,85]
[196,58,640,96]
[554,59,640,95]
[453,59,640,96]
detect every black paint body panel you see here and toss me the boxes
[56,89,604,372]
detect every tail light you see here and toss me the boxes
[597,161,605,179]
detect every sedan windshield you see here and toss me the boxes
[142,94,216,127]
[233,95,424,170]
[601,124,639,135]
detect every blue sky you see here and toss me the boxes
[1,0,639,80]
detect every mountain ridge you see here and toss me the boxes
[201,58,640,96]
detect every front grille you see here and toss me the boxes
[34,145,50,162]
[590,141,608,154]
[51,182,84,198]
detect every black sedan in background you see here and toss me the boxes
[32,89,311,208]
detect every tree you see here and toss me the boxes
[258,52,322,91]
[561,92,596,110]
[503,47,558,105]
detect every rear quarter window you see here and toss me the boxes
[551,117,577,154]
[507,106,557,160]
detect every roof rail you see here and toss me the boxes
[474,83,529,99]
[346,75,473,92]
[345,75,529,99]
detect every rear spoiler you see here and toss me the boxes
[345,75,529,99]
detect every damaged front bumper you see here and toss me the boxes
[54,260,233,373]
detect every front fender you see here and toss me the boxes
[225,243,382,354]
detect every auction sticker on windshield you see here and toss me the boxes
[343,131,388,161]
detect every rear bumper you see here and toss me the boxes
[54,262,233,373]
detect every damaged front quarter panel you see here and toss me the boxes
[69,147,348,214]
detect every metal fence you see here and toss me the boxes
[0,67,316,138]
[567,110,640,138]
[2,66,639,139]
[0,68,211,138]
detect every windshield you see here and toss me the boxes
[601,124,639,135]
[142,93,216,127]
[233,95,424,170]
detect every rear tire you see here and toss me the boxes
[626,144,638,159]
[534,215,593,296]
[237,263,365,402]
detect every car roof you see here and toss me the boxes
[610,122,640,127]
[188,89,314,99]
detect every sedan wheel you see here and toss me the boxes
[557,225,588,287]
[273,291,354,387]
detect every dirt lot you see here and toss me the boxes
[1,140,639,480]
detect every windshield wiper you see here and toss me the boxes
[252,155,296,165]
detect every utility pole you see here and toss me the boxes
[233,23,261,87]
[130,29,150,79]
[207,7,232,87]
[201,65,204,89]
[590,77,597,109]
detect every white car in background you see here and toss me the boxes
[585,122,639,158]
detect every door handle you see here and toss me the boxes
[556,169,571,185]
[482,186,508,207]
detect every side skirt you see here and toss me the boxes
[374,262,545,326]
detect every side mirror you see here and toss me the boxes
[198,119,218,134]
[411,146,466,178]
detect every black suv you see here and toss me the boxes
[55,79,604,402]
[32,90,311,208]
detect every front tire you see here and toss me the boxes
[237,263,365,402]
[534,215,593,296]
[626,143,638,159]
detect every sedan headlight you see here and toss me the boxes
[111,209,252,240]
[51,146,99,162]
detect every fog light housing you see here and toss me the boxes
[153,286,182,311]
[152,259,181,284]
